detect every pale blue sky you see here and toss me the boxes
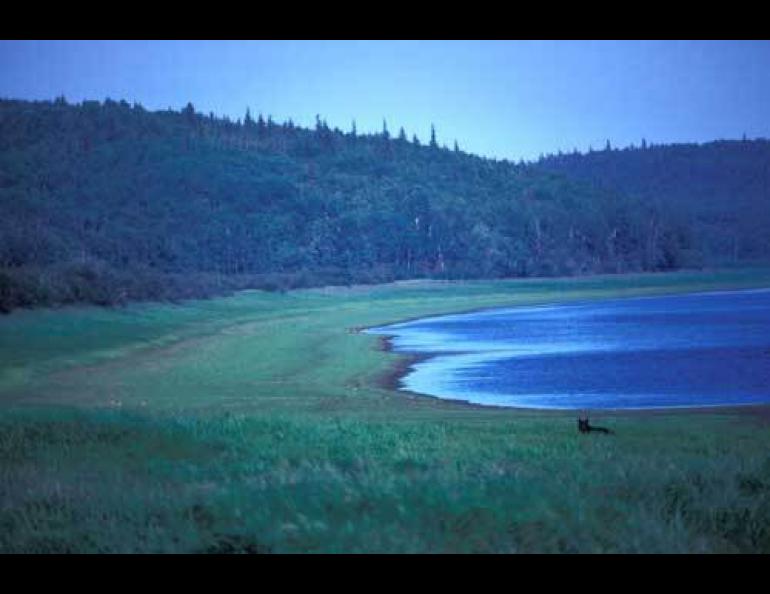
[1,40,769,160]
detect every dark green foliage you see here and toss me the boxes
[0,98,754,313]
[537,140,770,266]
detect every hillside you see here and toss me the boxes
[535,139,770,264]
[0,98,736,311]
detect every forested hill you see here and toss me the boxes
[535,139,770,265]
[0,98,756,312]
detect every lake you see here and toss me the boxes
[366,288,770,409]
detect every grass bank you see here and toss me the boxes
[2,269,770,552]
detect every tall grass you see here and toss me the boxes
[2,409,770,553]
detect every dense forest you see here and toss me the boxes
[535,138,770,265]
[0,97,767,312]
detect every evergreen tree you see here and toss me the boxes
[430,124,438,149]
[182,102,196,124]
[244,108,255,130]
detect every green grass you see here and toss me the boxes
[3,269,770,552]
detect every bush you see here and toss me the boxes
[0,268,51,312]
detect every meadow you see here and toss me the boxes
[3,268,770,553]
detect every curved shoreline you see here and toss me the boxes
[372,333,523,412]
[366,287,770,419]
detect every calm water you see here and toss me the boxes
[366,289,770,409]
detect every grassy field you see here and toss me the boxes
[3,269,770,553]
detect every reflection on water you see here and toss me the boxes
[366,289,770,409]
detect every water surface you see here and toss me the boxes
[366,289,770,409]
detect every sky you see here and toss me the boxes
[1,39,770,161]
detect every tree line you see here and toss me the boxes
[534,137,770,266]
[2,97,758,312]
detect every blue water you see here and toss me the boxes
[365,289,770,409]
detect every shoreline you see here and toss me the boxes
[372,335,430,393]
[366,288,770,422]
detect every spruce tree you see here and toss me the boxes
[182,102,196,124]
[244,108,255,130]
